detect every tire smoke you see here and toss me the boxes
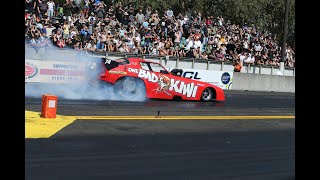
[25,47,147,102]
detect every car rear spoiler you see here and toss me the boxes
[102,58,119,70]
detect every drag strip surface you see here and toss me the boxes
[25,90,295,180]
[26,124,294,180]
[25,90,295,116]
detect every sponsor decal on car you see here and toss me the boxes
[109,71,127,75]
[25,62,38,79]
[138,69,158,82]
[138,69,198,97]
[168,80,198,98]
[128,68,139,73]
[153,74,172,96]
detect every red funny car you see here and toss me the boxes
[97,57,225,102]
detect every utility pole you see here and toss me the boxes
[280,0,289,75]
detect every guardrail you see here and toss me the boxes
[25,46,295,76]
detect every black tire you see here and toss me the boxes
[201,88,213,102]
[114,77,146,101]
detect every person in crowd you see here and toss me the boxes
[24,3,294,68]
[186,46,195,58]
[256,55,264,65]
[233,60,242,72]
[215,48,225,61]
[83,0,90,18]
[136,9,145,26]
[243,52,255,65]
[37,0,48,20]
[193,46,201,59]
[164,37,174,56]
[46,0,55,19]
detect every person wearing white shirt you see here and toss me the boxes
[185,36,194,51]
[134,33,141,44]
[239,51,247,64]
[85,41,93,51]
[193,39,202,52]
[254,43,262,56]
[47,0,55,19]
[70,29,77,39]
[243,53,255,65]
[45,23,55,38]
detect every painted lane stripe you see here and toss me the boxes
[25,110,294,139]
[75,116,295,120]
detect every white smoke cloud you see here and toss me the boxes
[25,46,147,102]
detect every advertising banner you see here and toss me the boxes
[25,60,88,83]
[167,67,233,89]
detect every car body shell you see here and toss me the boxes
[99,57,225,102]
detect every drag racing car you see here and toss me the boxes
[97,57,225,102]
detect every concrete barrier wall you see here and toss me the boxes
[25,47,295,93]
[232,73,295,93]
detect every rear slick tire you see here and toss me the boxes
[114,77,146,101]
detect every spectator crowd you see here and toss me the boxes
[25,0,295,68]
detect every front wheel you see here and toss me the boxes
[201,88,213,102]
[114,77,146,101]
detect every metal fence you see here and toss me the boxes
[25,46,295,76]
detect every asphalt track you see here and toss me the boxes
[25,90,295,180]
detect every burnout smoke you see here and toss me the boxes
[25,45,147,102]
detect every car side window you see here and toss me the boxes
[140,62,151,71]
[149,63,169,74]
